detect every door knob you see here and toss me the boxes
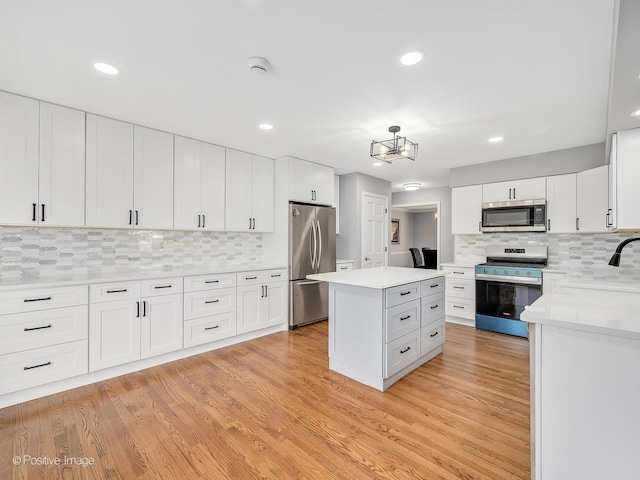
[364,257,371,261]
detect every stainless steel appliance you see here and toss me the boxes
[481,199,546,232]
[475,245,547,337]
[289,202,336,328]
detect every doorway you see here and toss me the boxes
[361,191,388,268]
[389,201,441,269]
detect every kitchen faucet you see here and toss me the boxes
[608,237,640,266]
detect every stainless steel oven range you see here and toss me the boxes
[475,245,547,337]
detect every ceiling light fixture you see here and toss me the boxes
[248,57,270,74]
[488,136,503,143]
[370,126,418,163]
[631,109,640,117]
[259,123,273,130]
[94,62,120,75]
[400,51,424,66]
[403,183,421,191]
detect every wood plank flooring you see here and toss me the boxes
[0,322,530,479]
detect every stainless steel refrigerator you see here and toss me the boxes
[289,202,336,328]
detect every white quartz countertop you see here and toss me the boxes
[0,263,287,291]
[307,266,445,289]
[440,262,479,269]
[521,282,640,340]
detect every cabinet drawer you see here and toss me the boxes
[0,285,88,315]
[0,339,88,395]
[336,262,353,271]
[422,293,445,327]
[184,312,237,347]
[385,299,420,343]
[0,306,88,355]
[140,277,183,297]
[445,297,475,320]
[184,288,236,320]
[443,266,475,280]
[184,273,235,292]
[445,278,475,299]
[90,281,140,303]
[237,269,287,286]
[385,330,420,378]
[385,282,420,308]
[420,278,445,297]
[421,321,445,357]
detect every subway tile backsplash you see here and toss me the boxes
[0,227,262,278]
[455,233,640,284]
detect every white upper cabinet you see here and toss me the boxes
[288,157,335,205]
[482,177,546,203]
[86,114,134,228]
[609,129,640,231]
[225,149,274,232]
[0,92,39,225]
[133,126,174,230]
[546,174,577,233]
[451,185,482,234]
[174,136,225,231]
[576,165,608,233]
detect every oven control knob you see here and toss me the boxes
[483,268,487,273]
[515,270,520,275]
[503,269,508,275]
[526,271,531,276]
[493,269,498,274]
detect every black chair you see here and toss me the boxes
[409,248,427,269]
[422,248,438,270]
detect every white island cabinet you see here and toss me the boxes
[522,283,640,480]
[307,267,445,391]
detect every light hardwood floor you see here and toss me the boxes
[0,322,530,479]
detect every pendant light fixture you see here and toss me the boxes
[370,126,418,163]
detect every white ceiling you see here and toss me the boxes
[0,0,618,191]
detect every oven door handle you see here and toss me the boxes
[476,274,542,286]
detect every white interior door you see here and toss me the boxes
[361,192,388,268]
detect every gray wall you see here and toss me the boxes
[414,212,437,250]
[337,172,392,268]
[449,143,605,188]
[389,209,414,267]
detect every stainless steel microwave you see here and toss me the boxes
[481,199,546,232]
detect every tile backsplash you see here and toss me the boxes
[455,233,640,284]
[0,227,262,278]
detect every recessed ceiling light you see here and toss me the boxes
[259,123,273,130]
[631,109,640,117]
[372,162,383,167]
[488,136,504,143]
[94,62,120,75]
[403,183,421,191]
[400,51,424,66]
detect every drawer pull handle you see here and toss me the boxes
[430,284,440,288]
[106,289,127,294]
[24,324,52,332]
[453,286,465,289]
[400,315,411,321]
[453,271,464,275]
[400,291,411,296]
[270,274,281,278]
[205,280,219,284]
[154,285,172,289]
[400,346,411,354]
[205,299,220,304]
[23,296,52,303]
[24,361,52,371]
[430,305,439,310]
[430,331,439,338]
[453,305,464,309]
[245,276,258,280]
[205,325,220,330]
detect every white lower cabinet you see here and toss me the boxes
[237,269,287,334]
[442,265,475,324]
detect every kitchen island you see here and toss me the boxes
[307,267,446,391]
[521,282,640,480]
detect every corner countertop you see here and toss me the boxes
[307,266,445,290]
[521,282,640,340]
[0,263,287,291]
[440,262,479,269]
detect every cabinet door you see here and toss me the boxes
[236,284,263,334]
[89,299,140,371]
[251,155,275,232]
[39,102,86,227]
[201,142,226,231]
[451,185,482,234]
[288,157,315,203]
[133,126,174,230]
[610,129,640,231]
[225,149,253,231]
[482,180,512,203]
[86,114,134,228]
[140,293,183,359]
[0,91,39,225]
[546,174,576,233]
[174,136,203,230]
[264,282,286,328]
[576,165,608,233]
[511,177,546,200]
[313,163,335,205]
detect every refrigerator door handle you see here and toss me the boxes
[310,219,317,270]
[316,219,322,271]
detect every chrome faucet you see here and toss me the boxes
[608,237,640,267]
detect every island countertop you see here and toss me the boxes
[307,266,445,290]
